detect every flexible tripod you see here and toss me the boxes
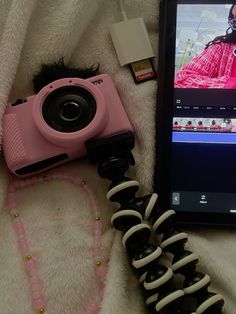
[86,131,224,314]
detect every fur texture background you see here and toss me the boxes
[0,0,234,313]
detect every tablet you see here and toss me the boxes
[156,0,236,226]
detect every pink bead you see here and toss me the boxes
[28,269,38,279]
[20,181,26,188]
[32,290,41,300]
[92,247,101,256]
[85,302,99,314]
[84,185,90,191]
[12,181,18,188]
[92,202,99,209]
[18,239,29,255]
[95,265,108,281]
[8,200,17,208]
[25,259,37,272]
[14,222,25,236]
[91,202,98,209]
[33,297,46,310]
[93,220,102,229]
[30,178,37,186]
[29,269,38,278]
[18,234,25,240]
[8,192,14,199]
[27,179,32,184]
[99,286,105,299]
[93,208,100,215]
[72,177,79,184]
[94,235,101,242]
[93,227,102,234]
[31,281,41,293]
[24,179,30,187]
[30,275,39,284]
[9,185,15,193]
[93,242,101,249]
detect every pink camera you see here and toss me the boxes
[3,74,133,177]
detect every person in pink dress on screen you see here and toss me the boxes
[173,121,181,129]
[185,120,194,130]
[175,4,236,89]
[210,120,222,131]
[196,121,207,131]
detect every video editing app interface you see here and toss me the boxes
[172,3,236,213]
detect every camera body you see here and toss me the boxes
[3,74,133,177]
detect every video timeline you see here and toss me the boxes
[172,117,236,144]
[173,118,236,133]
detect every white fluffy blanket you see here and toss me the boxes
[0,1,234,313]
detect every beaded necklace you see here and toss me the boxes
[6,174,107,314]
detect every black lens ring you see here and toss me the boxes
[59,101,81,122]
[42,86,97,133]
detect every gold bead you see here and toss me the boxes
[9,211,16,217]
[39,308,45,314]
[95,217,100,221]
[96,260,102,266]
[14,213,19,218]
[81,180,86,186]
[26,255,32,260]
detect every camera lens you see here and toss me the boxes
[42,86,96,133]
